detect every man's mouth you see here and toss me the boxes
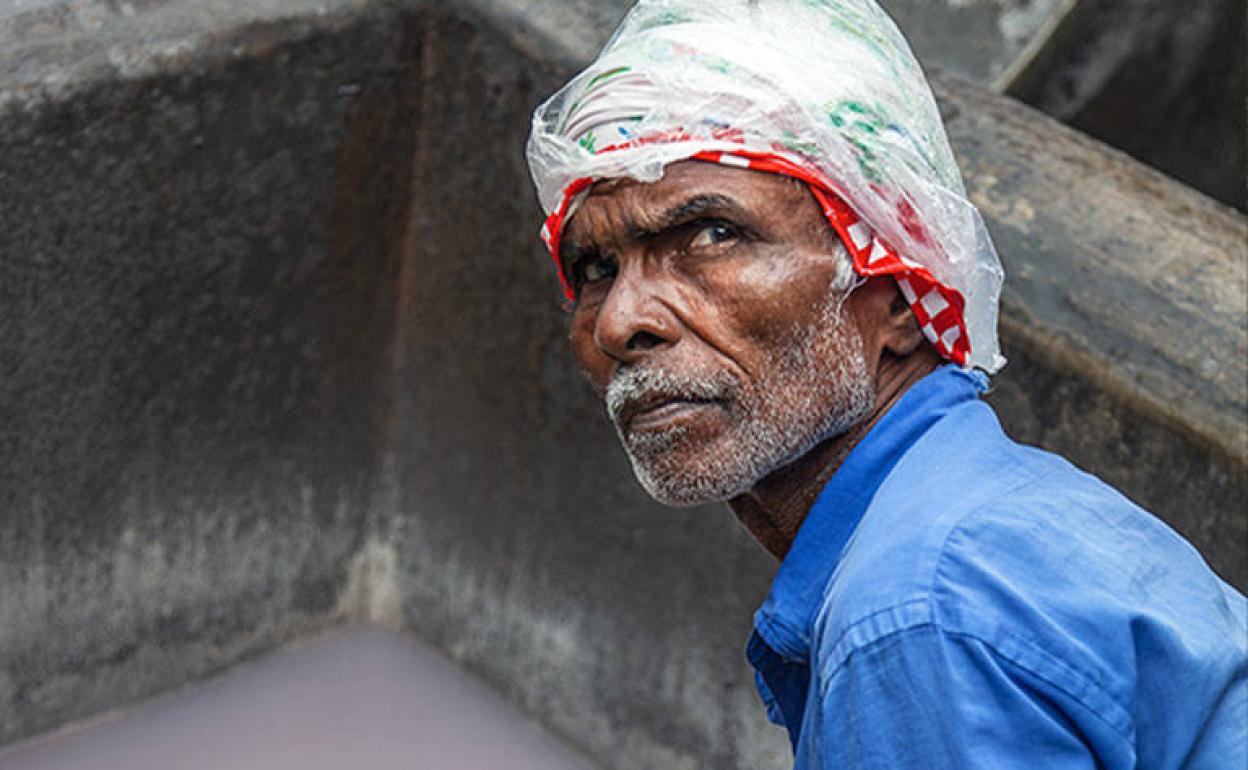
[605,364,737,434]
[622,396,723,432]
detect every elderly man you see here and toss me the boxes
[526,1,1247,767]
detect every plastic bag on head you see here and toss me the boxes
[526,0,1005,374]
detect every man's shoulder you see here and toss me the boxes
[811,403,1246,738]
[807,402,1247,764]
[817,398,1106,624]
[826,397,1234,618]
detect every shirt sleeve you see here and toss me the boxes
[803,622,1128,770]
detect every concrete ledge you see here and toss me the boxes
[1005,0,1247,209]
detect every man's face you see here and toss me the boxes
[563,161,876,506]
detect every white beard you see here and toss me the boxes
[605,286,875,507]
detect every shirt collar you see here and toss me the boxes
[752,364,988,662]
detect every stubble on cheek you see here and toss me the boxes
[607,290,875,508]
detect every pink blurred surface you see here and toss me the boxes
[0,625,597,770]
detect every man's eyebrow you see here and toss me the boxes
[628,193,742,240]
[560,192,745,268]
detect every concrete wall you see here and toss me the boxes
[381,14,785,765]
[1,1,1244,768]
[1,0,408,744]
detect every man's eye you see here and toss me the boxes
[688,222,740,249]
[576,255,617,287]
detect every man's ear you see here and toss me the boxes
[851,276,923,359]
[888,280,928,356]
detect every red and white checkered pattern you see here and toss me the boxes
[541,147,971,367]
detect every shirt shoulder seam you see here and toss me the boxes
[932,485,1132,699]
[814,600,1136,744]
[926,484,1136,737]
[809,462,1060,674]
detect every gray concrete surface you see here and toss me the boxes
[0,624,597,769]
[1006,0,1247,210]
[1,1,1245,770]
[1,0,409,745]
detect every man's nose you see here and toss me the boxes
[592,267,679,363]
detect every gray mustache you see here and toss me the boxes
[605,365,737,425]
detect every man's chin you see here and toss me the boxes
[618,402,871,509]
[622,438,760,508]
[633,471,744,508]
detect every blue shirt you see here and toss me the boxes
[749,365,1247,769]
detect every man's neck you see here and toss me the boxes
[728,350,941,560]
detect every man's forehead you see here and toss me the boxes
[585,159,779,202]
[564,161,800,241]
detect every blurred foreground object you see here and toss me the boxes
[0,625,596,770]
